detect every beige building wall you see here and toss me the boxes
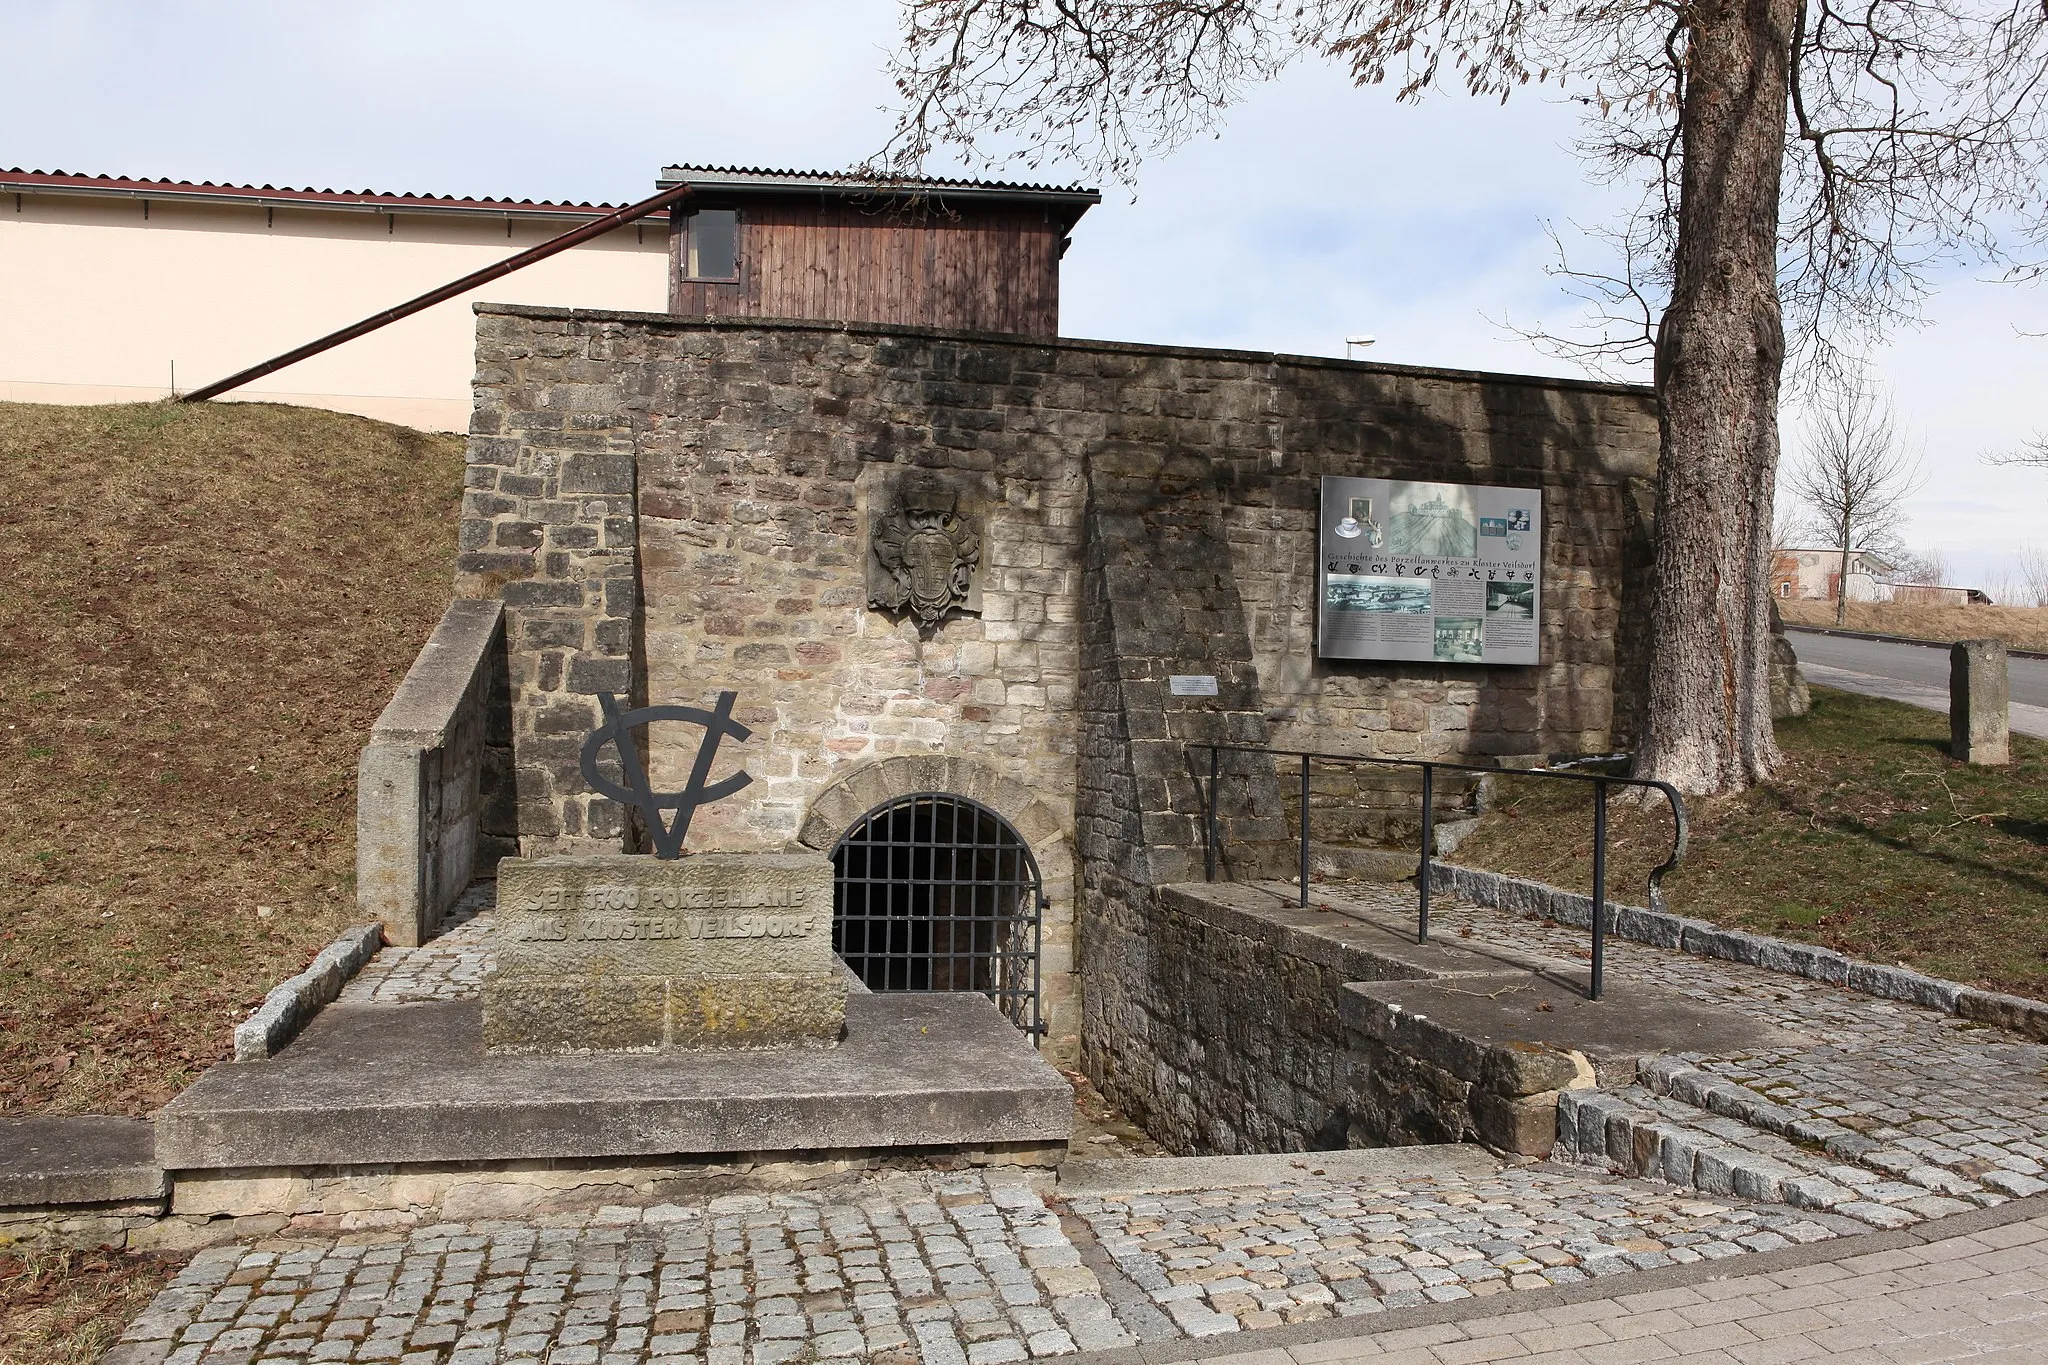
[0,191,668,431]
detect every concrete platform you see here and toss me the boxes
[1341,971,1808,1082]
[0,1116,165,1208]
[1164,882,1570,982]
[156,992,1070,1171]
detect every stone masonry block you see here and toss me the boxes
[1951,638,2010,765]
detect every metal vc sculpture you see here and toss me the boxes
[579,690,751,859]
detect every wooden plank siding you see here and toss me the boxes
[667,198,1067,336]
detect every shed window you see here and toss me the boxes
[685,209,738,280]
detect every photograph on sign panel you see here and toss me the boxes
[1485,580,1536,618]
[1434,617,1484,662]
[1326,575,1431,613]
[1386,482,1479,559]
[1332,495,1384,546]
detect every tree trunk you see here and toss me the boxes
[1635,0,1796,794]
[1836,528,1851,626]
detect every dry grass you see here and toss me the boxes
[0,1248,184,1365]
[1452,686,2048,997]
[1779,597,2048,651]
[0,400,463,1115]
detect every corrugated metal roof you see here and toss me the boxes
[0,168,626,218]
[657,163,1100,205]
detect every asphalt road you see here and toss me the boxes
[1785,627,2048,739]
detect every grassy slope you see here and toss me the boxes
[1452,686,2048,997]
[0,1249,184,1365]
[0,401,461,1115]
[1780,597,2048,650]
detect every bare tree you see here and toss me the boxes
[1987,437,2048,469]
[1985,332,2048,469]
[879,0,2048,793]
[2017,543,2048,606]
[1888,545,1949,588]
[1787,374,1924,624]
[1770,499,1805,557]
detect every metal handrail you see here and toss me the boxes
[1188,744,1689,1001]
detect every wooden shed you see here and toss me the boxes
[659,165,1098,337]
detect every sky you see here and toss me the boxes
[6,0,2044,589]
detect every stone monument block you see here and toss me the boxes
[483,853,845,1053]
[1950,638,2010,766]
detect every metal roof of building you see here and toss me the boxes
[657,164,1100,211]
[0,168,626,219]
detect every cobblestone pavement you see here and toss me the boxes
[218,880,2046,1364]
[340,914,492,1005]
[109,1173,1134,1365]
[1060,1165,1860,1339]
[109,1163,1902,1365]
[1309,884,2048,1220]
[1219,1213,2048,1363]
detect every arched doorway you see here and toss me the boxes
[830,793,1045,1038]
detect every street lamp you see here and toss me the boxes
[1345,335,1377,358]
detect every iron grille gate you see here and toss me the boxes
[829,792,1046,1039]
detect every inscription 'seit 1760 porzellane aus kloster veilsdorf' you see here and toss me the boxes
[482,853,846,1053]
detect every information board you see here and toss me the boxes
[1316,475,1542,665]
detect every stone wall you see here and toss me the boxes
[454,304,1656,1063]
[355,599,511,946]
[1222,368,1660,760]
[1101,885,1393,1154]
[1085,882,1585,1157]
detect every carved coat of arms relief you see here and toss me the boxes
[867,472,983,633]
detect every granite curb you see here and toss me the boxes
[230,922,383,1062]
[1046,1188,2048,1365]
[1430,861,2048,1042]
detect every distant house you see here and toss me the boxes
[1770,547,1899,602]
[0,165,1096,431]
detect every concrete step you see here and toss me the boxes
[0,1116,165,1211]
[1554,1080,1998,1232]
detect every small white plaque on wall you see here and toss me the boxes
[1169,675,1219,696]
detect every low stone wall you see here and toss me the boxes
[1118,886,1395,1154]
[1339,984,1591,1156]
[1094,883,1573,1158]
[356,599,510,946]
[0,1200,171,1252]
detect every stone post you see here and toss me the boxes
[1951,638,2010,766]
